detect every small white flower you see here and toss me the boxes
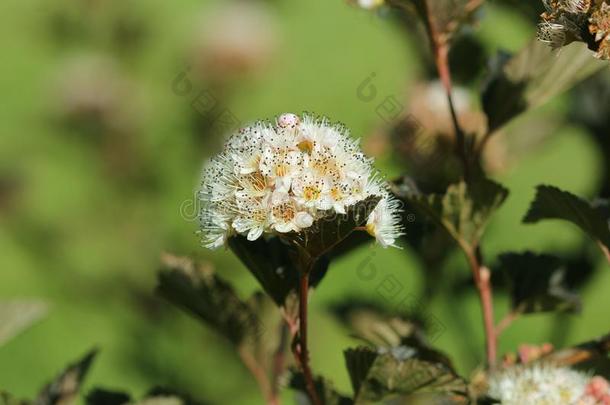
[198,113,404,248]
[488,364,595,405]
[366,194,404,248]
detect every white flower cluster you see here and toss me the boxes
[198,113,403,249]
[489,364,610,405]
[538,0,610,59]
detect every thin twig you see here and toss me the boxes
[238,347,274,404]
[495,310,521,338]
[463,246,497,369]
[436,45,470,181]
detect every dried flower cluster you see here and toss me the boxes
[538,0,610,59]
[198,113,403,249]
[489,364,610,404]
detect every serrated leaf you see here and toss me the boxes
[0,300,48,347]
[287,371,353,405]
[35,349,98,405]
[482,40,607,134]
[496,252,581,314]
[395,177,508,252]
[156,254,261,346]
[288,195,381,260]
[523,185,610,261]
[344,346,468,403]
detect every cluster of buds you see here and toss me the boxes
[538,0,610,59]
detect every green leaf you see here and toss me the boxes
[394,177,508,252]
[344,346,468,403]
[523,185,610,259]
[0,300,48,347]
[156,254,262,346]
[496,252,581,314]
[482,40,607,134]
[327,299,445,348]
[36,348,98,405]
[287,371,353,405]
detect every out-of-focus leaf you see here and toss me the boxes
[523,185,610,261]
[496,252,581,314]
[344,346,468,403]
[156,254,261,346]
[35,349,98,405]
[394,177,508,252]
[86,389,131,405]
[0,300,48,347]
[228,236,329,308]
[327,299,445,348]
[482,40,607,134]
[287,371,353,405]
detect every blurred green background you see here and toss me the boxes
[0,0,608,403]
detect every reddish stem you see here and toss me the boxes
[297,273,321,405]
[464,247,497,369]
[495,310,520,338]
[478,266,497,368]
[238,347,275,404]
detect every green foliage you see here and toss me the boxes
[482,41,607,134]
[287,372,353,405]
[156,255,262,347]
[523,185,610,257]
[395,177,508,252]
[496,252,581,314]
[344,346,468,403]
